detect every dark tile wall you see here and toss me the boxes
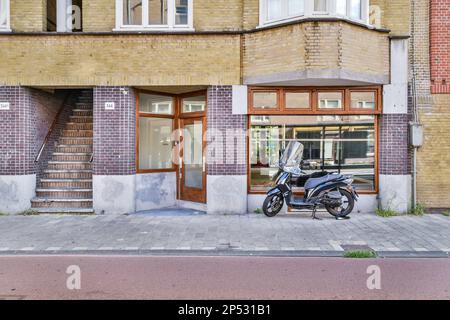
[207,86,247,176]
[93,86,136,175]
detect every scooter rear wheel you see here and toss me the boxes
[325,189,354,218]
[263,194,284,217]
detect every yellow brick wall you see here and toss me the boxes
[383,0,411,35]
[0,34,241,86]
[417,94,450,208]
[243,22,389,81]
[243,0,259,30]
[83,0,116,32]
[194,0,242,31]
[10,0,46,32]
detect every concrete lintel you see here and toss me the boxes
[244,68,389,86]
[0,175,36,214]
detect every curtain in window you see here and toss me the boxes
[288,0,304,16]
[0,0,7,27]
[267,0,282,21]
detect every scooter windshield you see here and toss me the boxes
[279,141,304,169]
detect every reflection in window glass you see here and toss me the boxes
[175,0,188,25]
[139,93,173,114]
[123,0,143,25]
[318,92,343,109]
[349,0,362,20]
[314,0,327,11]
[267,0,282,20]
[149,0,168,25]
[285,92,310,109]
[336,0,347,15]
[250,115,376,191]
[253,92,278,109]
[288,0,305,16]
[0,0,7,28]
[182,95,206,113]
[139,118,173,170]
[351,91,375,109]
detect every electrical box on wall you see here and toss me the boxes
[410,122,424,147]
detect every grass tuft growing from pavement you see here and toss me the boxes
[376,208,397,218]
[19,209,40,216]
[443,212,450,217]
[410,203,426,216]
[344,250,377,259]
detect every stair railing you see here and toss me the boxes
[35,93,72,163]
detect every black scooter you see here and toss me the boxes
[262,141,359,219]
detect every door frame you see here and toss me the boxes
[178,116,207,203]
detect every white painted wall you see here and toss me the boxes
[383,38,409,114]
[93,175,136,215]
[232,85,248,115]
[207,175,248,214]
[379,175,411,214]
[0,174,36,214]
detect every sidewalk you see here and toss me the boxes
[0,211,449,257]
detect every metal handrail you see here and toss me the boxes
[35,93,71,163]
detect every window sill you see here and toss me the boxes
[258,15,373,30]
[0,28,12,33]
[113,27,195,33]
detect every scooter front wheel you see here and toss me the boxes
[263,194,284,217]
[325,189,354,218]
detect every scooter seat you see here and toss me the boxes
[304,174,343,190]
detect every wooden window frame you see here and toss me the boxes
[247,86,382,195]
[249,86,382,115]
[136,89,207,174]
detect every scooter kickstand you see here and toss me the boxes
[311,207,321,220]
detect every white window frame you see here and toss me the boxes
[0,0,11,32]
[115,0,194,31]
[259,0,370,28]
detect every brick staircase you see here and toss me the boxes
[31,91,94,214]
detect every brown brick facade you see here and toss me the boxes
[207,86,247,176]
[93,87,136,176]
[430,0,450,94]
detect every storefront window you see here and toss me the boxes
[252,91,279,109]
[250,115,376,192]
[317,91,343,110]
[285,91,310,109]
[139,93,174,114]
[139,117,173,170]
[182,95,206,113]
[350,91,376,110]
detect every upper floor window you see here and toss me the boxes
[116,0,193,31]
[259,0,369,27]
[0,0,10,31]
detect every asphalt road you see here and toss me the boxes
[0,255,449,300]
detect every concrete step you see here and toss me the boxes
[62,130,93,138]
[65,122,93,130]
[72,109,93,117]
[36,188,93,199]
[75,103,93,109]
[69,115,93,123]
[31,198,93,209]
[32,208,95,215]
[40,179,92,189]
[59,137,93,145]
[52,153,91,162]
[44,170,92,179]
[47,161,92,170]
[56,145,92,153]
